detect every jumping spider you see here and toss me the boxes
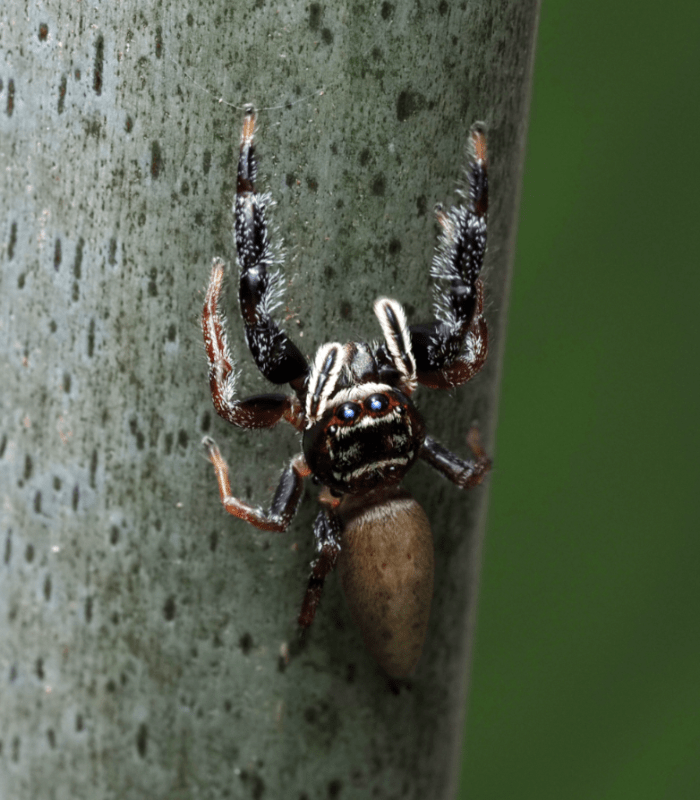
[202,108,490,678]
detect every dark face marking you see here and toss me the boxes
[303,389,425,494]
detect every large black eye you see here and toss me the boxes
[337,402,361,422]
[365,393,389,413]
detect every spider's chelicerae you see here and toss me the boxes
[202,108,491,678]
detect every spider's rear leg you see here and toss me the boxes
[235,108,308,393]
[203,437,311,532]
[411,123,489,389]
[298,504,342,630]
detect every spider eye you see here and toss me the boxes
[337,402,361,422]
[365,393,389,413]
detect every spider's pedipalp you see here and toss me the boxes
[306,342,348,424]
[374,298,417,395]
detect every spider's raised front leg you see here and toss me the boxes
[410,123,489,390]
[236,107,308,394]
[203,437,311,532]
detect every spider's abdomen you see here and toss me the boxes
[302,388,425,495]
[337,489,434,679]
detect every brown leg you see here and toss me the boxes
[203,437,310,532]
[298,504,342,629]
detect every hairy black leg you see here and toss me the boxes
[298,505,342,629]
[412,280,488,390]
[203,437,310,532]
[235,108,308,392]
[203,257,304,430]
[419,428,491,489]
[411,123,489,388]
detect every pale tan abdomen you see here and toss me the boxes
[338,494,434,679]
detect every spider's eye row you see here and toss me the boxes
[337,402,361,422]
[366,393,389,413]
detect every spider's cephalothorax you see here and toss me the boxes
[302,338,426,495]
[202,108,491,678]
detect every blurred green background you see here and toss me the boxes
[459,2,700,798]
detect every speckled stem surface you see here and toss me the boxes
[0,1,538,797]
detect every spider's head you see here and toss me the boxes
[302,384,425,495]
